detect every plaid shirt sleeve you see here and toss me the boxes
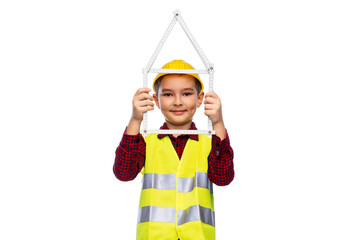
[208,130,235,186]
[113,128,145,181]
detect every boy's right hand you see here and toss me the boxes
[131,88,155,122]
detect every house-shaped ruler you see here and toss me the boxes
[141,10,215,137]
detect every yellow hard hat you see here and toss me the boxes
[152,60,204,91]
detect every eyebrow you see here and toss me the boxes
[182,88,195,91]
[161,88,195,92]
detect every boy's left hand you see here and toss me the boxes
[204,91,223,125]
[204,91,226,140]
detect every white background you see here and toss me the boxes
[1,0,345,239]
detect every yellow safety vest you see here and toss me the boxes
[137,134,215,240]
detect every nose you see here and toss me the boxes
[173,94,182,106]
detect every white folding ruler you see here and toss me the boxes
[141,10,215,137]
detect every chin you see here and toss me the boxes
[166,118,193,126]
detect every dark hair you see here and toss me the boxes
[154,75,202,95]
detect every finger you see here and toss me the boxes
[135,88,152,96]
[137,100,155,108]
[205,91,215,97]
[137,92,154,101]
[204,103,215,110]
[205,91,220,100]
[204,109,215,117]
[141,105,155,113]
[204,96,217,105]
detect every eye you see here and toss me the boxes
[183,92,193,96]
[163,93,172,97]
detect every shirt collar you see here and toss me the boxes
[157,122,199,141]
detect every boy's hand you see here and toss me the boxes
[204,91,226,140]
[131,88,155,122]
[204,91,223,125]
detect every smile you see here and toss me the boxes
[171,110,186,115]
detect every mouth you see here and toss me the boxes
[171,110,186,115]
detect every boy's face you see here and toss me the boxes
[153,74,204,129]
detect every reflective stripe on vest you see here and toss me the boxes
[142,172,213,193]
[178,205,215,226]
[138,206,175,223]
[142,173,176,190]
[178,172,213,194]
[138,205,215,227]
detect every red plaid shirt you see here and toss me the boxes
[113,122,234,186]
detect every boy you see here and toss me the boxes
[114,60,234,240]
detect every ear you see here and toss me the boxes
[197,91,205,108]
[153,93,160,109]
